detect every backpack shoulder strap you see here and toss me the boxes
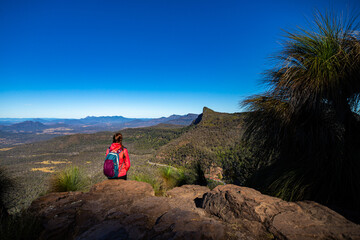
[116,145,126,153]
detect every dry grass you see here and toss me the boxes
[0,148,13,152]
[35,160,71,165]
[31,167,55,173]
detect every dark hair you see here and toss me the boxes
[113,132,123,144]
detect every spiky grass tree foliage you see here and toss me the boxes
[242,11,360,210]
[50,166,88,192]
[159,166,186,189]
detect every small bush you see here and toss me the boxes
[50,166,89,192]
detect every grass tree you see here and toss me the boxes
[50,166,89,192]
[242,11,360,212]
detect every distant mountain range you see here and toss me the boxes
[0,114,199,147]
[0,114,198,125]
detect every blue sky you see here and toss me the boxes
[0,0,359,118]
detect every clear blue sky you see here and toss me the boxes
[0,0,359,118]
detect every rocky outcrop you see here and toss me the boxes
[29,180,360,240]
[202,185,360,240]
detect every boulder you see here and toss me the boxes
[29,180,154,240]
[201,184,360,240]
[166,184,209,211]
[147,208,230,240]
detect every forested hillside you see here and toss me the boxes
[155,107,244,167]
[153,107,260,185]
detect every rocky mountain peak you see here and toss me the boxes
[192,107,243,127]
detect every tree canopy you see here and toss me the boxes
[242,11,360,214]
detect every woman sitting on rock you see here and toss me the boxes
[104,132,130,180]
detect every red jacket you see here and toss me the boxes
[106,143,130,177]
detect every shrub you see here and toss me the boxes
[50,166,89,192]
[216,144,259,185]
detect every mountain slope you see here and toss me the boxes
[0,121,47,133]
[154,107,246,169]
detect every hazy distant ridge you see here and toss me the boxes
[0,114,197,125]
[0,113,199,147]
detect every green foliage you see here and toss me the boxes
[242,11,360,211]
[0,211,43,240]
[132,163,211,195]
[159,166,187,189]
[216,144,260,185]
[50,166,89,192]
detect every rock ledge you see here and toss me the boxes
[29,180,360,240]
